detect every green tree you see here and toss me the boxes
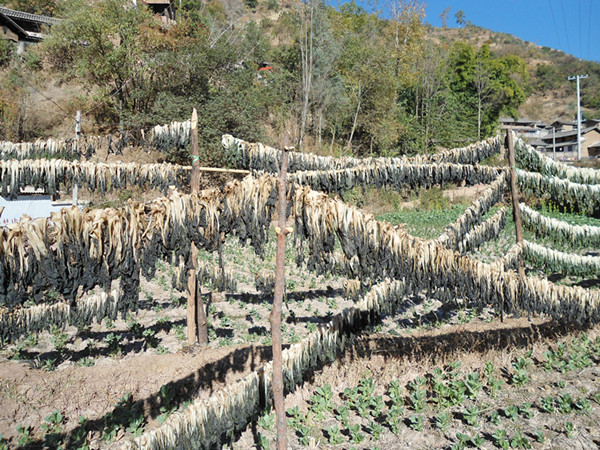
[4,0,57,15]
[298,0,341,150]
[446,42,528,140]
[43,0,161,115]
[455,9,465,28]
[440,6,450,28]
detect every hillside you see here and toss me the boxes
[427,24,600,123]
[1,0,599,158]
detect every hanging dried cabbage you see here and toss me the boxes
[223,134,501,174]
[0,159,192,199]
[436,172,508,249]
[520,203,600,248]
[523,240,600,277]
[514,134,600,185]
[516,169,600,215]
[456,207,507,254]
[149,120,192,152]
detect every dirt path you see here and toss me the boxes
[0,343,272,446]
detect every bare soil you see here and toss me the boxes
[234,318,600,449]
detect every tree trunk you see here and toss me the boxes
[330,126,336,155]
[299,2,314,150]
[346,86,362,151]
[477,92,482,141]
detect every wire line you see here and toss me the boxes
[559,0,571,54]
[548,0,562,49]
[578,0,582,57]
[587,0,592,59]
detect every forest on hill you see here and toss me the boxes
[0,0,599,165]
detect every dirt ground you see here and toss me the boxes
[0,343,272,448]
[0,232,355,448]
[234,318,600,449]
[0,173,597,449]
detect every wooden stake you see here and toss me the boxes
[500,128,525,322]
[506,129,526,319]
[186,262,197,345]
[270,134,290,450]
[190,108,200,192]
[507,130,524,253]
[187,108,208,344]
[193,166,250,175]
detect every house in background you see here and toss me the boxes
[0,6,60,53]
[135,0,176,20]
[538,123,600,160]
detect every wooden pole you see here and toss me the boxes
[270,134,290,450]
[73,110,80,206]
[507,129,525,280]
[187,108,208,345]
[193,166,250,175]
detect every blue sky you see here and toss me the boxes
[363,1,598,63]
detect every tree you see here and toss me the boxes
[332,1,393,153]
[297,0,341,150]
[440,6,450,28]
[446,42,528,141]
[43,0,162,114]
[455,9,465,28]
[5,0,57,15]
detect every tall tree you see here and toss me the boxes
[43,0,161,113]
[455,9,466,28]
[298,0,340,150]
[440,6,450,28]
[332,1,391,152]
[446,42,528,141]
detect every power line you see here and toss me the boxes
[11,71,70,117]
[578,0,582,57]
[559,0,571,54]
[548,0,562,49]
[587,0,592,59]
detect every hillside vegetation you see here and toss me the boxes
[0,0,598,165]
[428,24,600,123]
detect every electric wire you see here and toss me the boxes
[587,0,592,60]
[559,0,571,54]
[578,0,582,58]
[10,71,71,122]
[548,0,562,49]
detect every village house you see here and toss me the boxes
[0,6,59,53]
[538,121,600,160]
[135,0,176,20]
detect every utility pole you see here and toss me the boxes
[553,126,556,161]
[567,74,589,161]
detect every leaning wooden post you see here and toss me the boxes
[270,136,291,450]
[507,130,525,277]
[73,110,80,205]
[187,108,208,344]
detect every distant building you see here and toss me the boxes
[141,0,175,21]
[539,124,600,160]
[0,6,60,53]
[500,117,550,148]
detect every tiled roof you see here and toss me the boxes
[0,7,60,25]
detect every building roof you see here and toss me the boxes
[527,139,547,147]
[0,7,60,25]
[546,140,579,147]
[541,125,599,141]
